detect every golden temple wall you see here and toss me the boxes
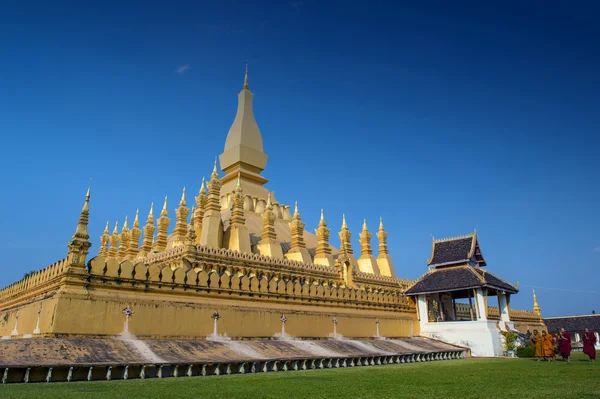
[0,246,417,339]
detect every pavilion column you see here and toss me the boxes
[498,293,510,322]
[417,295,429,328]
[475,288,487,321]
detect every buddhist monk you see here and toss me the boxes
[582,328,597,362]
[558,327,572,363]
[530,329,543,361]
[541,331,555,361]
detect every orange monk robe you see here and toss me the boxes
[531,333,543,357]
[543,335,555,358]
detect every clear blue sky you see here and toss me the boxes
[0,1,598,317]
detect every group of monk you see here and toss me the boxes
[530,327,597,363]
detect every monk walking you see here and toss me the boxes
[582,328,597,362]
[542,331,555,361]
[558,327,572,363]
[530,329,543,361]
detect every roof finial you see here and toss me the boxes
[320,209,324,221]
[379,217,384,231]
[133,209,140,228]
[123,215,129,230]
[147,202,155,224]
[104,221,109,234]
[73,187,90,240]
[199,177,206,195]
[293,201,300,218]
[533,289,541,315]
[211,158,219,179]
[342,214,348,229]
[180,187,187,206]
[112,221,119,235]
[362,219,368,231]
[161,196,168,217]
[236,171,242,189]
[266,193,272,209]
[243,61,249,90]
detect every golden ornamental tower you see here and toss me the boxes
[376,217,395,277]
[172,187,190,248]
[117,216,131,262]
[193,178,207,244]
[357,220,380,275]
[127,209,142,260]
[185,206,197,257]
[533,289,542,317]
[200,161,223,249]
[66,188,92,270]
[107,221,119,259]
[339,215,359,271]
[153,196,170,253]
[313,209,334,267]
[257,193,283,258]
[137,203,155,258]
[228,173,251,253]
[285,202,311,263]
[99,221,110,257]
[339,215,352,255]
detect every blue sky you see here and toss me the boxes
[0,1,598,317]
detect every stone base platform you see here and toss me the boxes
[0,337,466,383]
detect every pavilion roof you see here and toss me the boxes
[404,265,518,296]
[427,232,486,268]
[544,314,600,334]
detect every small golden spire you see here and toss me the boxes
[359,219,373,257]
[236,171,242,189]
[122,216,129,230]
[293,201,300,218]
[211,158,219,179]
[243,61,249,90]
[342,214,348,229]
[99,220,110,257]
[133,209,140,228]
[148,202,154,222]
[320,209,325,222]
[199,177,206,195]
[379,217,384,231]
[112,221,119,235]
[180,187,187,207]
[533,289,541,315]
[72,187,91,239]
[190,205,195,224]
[266,193,273,210]
[83,186,90,210]
[161,196,168,217]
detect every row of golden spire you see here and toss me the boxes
[92,160,391,264]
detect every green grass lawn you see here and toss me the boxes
[1,352,598,399]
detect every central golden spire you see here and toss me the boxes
[219,63,269,198]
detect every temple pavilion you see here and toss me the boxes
[405,232,520,356]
